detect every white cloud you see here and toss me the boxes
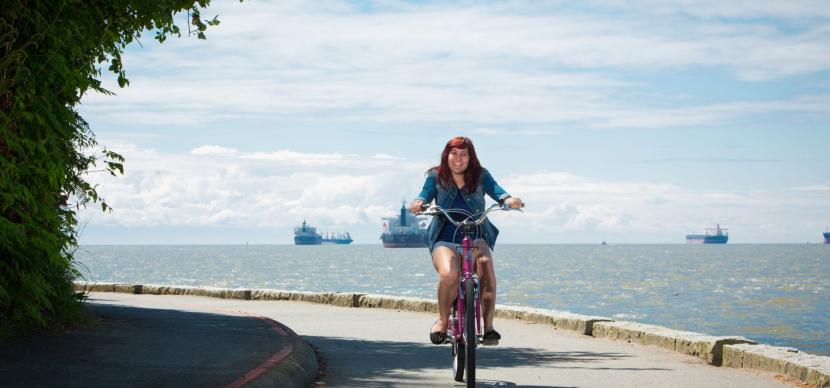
[79,1,830,130]
[190,145,238,155]
[496,171,829,242]
[241,150,348,166]
[78,145,830,243]
[78,143,430,229]
[790,185,830,192]
[617,0,830,19]
[372,154,403,160]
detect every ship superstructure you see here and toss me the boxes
[294,220,322,245]
[322,232,353,245]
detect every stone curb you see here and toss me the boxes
[247,321,319,388]
[494,305,612,336]
[74,281,830,387]
[75,282,606,335]
[592,321,756,366]
[723,344,830,388]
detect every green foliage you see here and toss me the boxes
[0,0,221,339]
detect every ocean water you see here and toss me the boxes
[73,244,830,356]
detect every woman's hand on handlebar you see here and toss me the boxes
[504,197,524,209]
[409,199,424,214]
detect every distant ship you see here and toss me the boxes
[294,220,322,245]
[686,224,728,244]
[823,231,830,244]
[381,202,427,248]
[322,232,353,245]
[294,221,353,245]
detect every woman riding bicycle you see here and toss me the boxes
[410,136,524,345]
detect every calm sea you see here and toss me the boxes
[73,244,829,356]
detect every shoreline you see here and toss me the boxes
[74,281,829,387]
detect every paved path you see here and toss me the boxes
[76,292,790,387]
[0,293,315,387]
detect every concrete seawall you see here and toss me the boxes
[74,281,830,388]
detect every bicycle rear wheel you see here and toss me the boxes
[464,280,476,387]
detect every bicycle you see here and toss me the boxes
[418,202,522,387]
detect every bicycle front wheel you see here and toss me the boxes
[464,280,476,387]
[452,299,465,382]
[452,335,465,382]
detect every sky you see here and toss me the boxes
[76,0,830,244]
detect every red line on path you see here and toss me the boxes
[225,316,294,388]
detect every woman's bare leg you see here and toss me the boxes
[474,240,497,331]
[432,245,460,332]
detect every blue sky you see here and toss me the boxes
[77,1,830,244]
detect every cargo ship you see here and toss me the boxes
[380,202,427,248]
[322,232,353,245]
[294,221,354,245]
[686,224,728,244]
[823,231,830,244]
[294,220,322,245]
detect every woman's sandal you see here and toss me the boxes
[430,331,448,345]
[430,320,448,345]
[482,329,501,345]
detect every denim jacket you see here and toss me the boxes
[415,168,511,252]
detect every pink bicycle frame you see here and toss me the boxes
[453,235,481,340]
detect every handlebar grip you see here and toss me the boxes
[499,198,525,209]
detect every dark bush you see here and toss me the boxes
[1,0,221,339]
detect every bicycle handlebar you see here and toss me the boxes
[417,202,523,228]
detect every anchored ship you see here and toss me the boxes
[823,231,829,244]
[381,202,427,248]
[294,220,322,245]
[686,224,728,244]
[322,232,353,245]
[294,221,353,245]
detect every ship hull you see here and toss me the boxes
[824,232,830,244]
[294,236,322,245]
[322,239,353,245]
[381,233,426,248]
[685,235,728,244]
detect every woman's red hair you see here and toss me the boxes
[429,136,482,191]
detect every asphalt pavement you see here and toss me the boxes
[0,292,793,387]
[0,294,316,387]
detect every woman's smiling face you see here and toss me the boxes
[447,147,469,175]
